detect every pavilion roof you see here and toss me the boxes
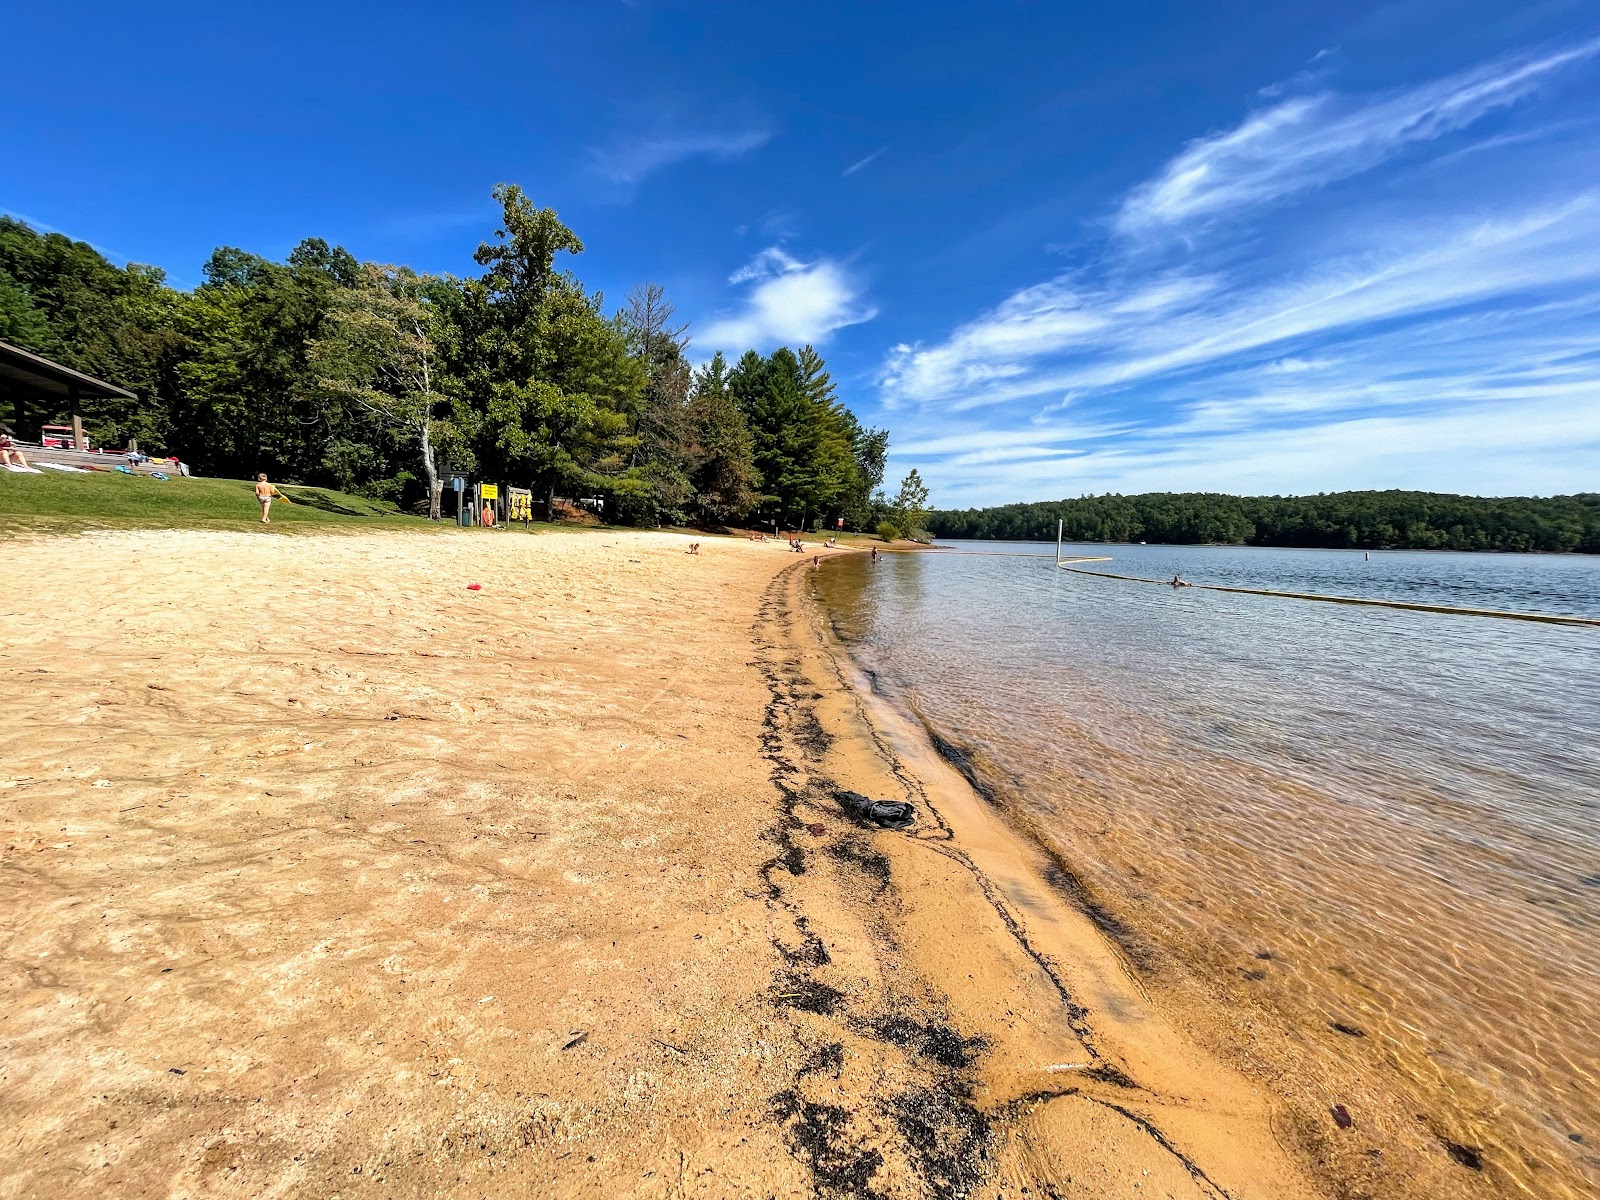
[0,340,136,401]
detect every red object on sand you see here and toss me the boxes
[467,583,482,591]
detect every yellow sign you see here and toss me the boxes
[479,483,499,500]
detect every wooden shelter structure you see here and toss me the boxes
[0,339,135,450]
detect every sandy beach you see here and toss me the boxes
[2,527,1326,1199]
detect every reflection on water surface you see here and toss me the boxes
[816,542,1600,1197]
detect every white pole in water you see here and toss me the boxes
[1056,519,1063,567]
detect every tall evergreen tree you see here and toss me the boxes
[619,282,694,524]
[731,347,821,526]
[686,351,759,522]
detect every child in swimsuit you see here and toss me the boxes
[254,474,276,524]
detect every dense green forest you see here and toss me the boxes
[0,190,902,529]
[929,491,1600,553]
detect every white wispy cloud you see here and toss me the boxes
[727,246,805,284]
[587,128,771,186]
[875,38,1600,505]
[699,246,877,350]
[883,194,1600,411]
[890,285,1600,504]
[843,146,888,177]
[1116,37,1600,237]
[907,389,1600,507]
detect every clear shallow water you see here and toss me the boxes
[816,542,1600,1195]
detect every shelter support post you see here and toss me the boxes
[69,383,85,451]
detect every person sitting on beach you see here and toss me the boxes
[254,473,279,524]
[687,542,700,555]
[0,431,31,469]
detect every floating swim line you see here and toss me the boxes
[873,549,1113,558]
[1059,565,1600,628]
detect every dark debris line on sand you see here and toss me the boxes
[748,565,998,1198]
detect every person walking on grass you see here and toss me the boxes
[254,473,282,524]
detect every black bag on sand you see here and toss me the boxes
[835,789,917,830]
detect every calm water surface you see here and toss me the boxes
[815,542,1600,1195]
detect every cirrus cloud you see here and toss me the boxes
[877,37,1600,506]
[1117,37,1600,238]
[587,127,772,188]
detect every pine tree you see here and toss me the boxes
[620,283,694,523]
[686,351,759,522]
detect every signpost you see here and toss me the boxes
[475,482,500,528]
[448,473,468,526]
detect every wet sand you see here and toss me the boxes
[2,527,1322,1198]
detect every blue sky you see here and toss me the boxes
[4,0,1598,504]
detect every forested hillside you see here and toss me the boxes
[0,190,890,528]
[929,491,1600,553]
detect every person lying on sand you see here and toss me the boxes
[687,542,700,555]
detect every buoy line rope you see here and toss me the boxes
[1058,565,1600,628]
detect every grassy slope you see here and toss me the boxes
[0,471,423,536]
[0,472,888,544]
[0,471,642,540]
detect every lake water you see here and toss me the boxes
[814,542,1600,1197]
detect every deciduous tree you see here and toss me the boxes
[310,263,451,518]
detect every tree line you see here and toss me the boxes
[928,490,1600,554]
[0,187,910,529]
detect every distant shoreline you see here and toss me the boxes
[929,489,1600,555]
[930,536,1600,557]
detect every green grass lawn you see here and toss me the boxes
[0,470,650,540]
[0,470,429,537]
[0,469,885,544]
